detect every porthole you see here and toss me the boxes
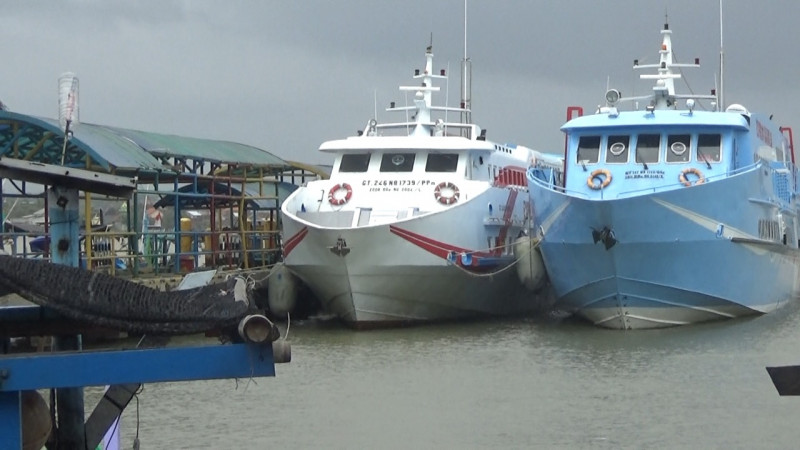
[670,141,687,156]
[609,142,626,156]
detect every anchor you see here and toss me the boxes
[329,237,350,257]
[591,226,617,250]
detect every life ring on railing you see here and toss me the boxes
[587,169,612,190]
[434,182,460,205]
[328,183,353,206]
[679,168,705,187]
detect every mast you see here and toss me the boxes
[719,0,725,110]
[460,0,472,131]
[634,23,680,109]
[628,22,712,111]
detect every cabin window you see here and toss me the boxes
[339,153,371,172]
[666,134,691,163]
[697,134,722,163]
[635,134,661,164]
[605,135,629,163]
[380,152,416,172]
[425,153,459,172]
[576,136,601,164]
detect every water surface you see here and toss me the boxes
[108,303,800,448]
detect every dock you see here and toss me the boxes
[0,87,306,448]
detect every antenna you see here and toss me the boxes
[445,61,451,124]
[464,0,468,60]
[373,89,378,122]
[718,0,725,109]
[460,0,472,129]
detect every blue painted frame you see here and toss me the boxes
[0,343,276,449]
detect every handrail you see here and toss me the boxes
[614,162,762,198]
[2,226,282,278]
[527,172,591,199]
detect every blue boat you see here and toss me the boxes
[527,23,800,329]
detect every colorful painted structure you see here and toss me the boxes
[0,106,301,448]
[0,109,325,285]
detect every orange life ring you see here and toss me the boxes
[679,168,705,187]
[587,169,612,190]
[328,183,353,205]
[434,182,460,205]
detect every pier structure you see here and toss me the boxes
[0,109,325,284]
[0,308,284,449]
[0,108,302,448]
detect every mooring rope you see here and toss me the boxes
[448,236,541,278]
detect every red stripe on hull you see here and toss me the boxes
[389,225,495,268]
[283,226,308,257]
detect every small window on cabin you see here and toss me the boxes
[635,134,661,164]
[339,154,371,172]
[666,134,691,163]
[425,153,459,172]
[605,135,630,163]
[697,134,722,163]
[380,152,416,172]
[576,136,601,164]
[776,146,785,162]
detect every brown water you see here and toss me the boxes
[102,303,800,449]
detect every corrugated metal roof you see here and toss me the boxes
[0,111,291,173]
[52,119,166,171]
[105,127,290,168]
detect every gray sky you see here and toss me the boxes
[3,0,799,166]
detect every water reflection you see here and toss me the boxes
[110,301,800,448]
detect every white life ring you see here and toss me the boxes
[434,182,460,205]
[328,183,353,205]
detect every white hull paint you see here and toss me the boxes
[280,45,553,326]
[283,187,548,327]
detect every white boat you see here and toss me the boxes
[280,45,552,327]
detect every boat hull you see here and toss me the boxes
[530,167,800,329]
[282,189,550,327]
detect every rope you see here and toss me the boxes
[132,386,143,450]
[448,236,541,278]
[240,264,282,284]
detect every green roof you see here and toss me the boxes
[104,126,290,168]
[0,111,291,177]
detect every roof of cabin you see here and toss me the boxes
[562,110,750,132]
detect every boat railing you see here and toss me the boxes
[527,170,591,199]
[374,122,480,139]
[1,226,282,278]
[614,162,762,198]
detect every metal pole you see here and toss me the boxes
[48,186,85,449]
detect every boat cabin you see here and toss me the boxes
[559,107,795,199]
[548,21,796,200]
[327,142,529,188]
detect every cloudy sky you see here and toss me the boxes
[3,0,799,166]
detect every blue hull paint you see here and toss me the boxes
[530,167,800,329]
